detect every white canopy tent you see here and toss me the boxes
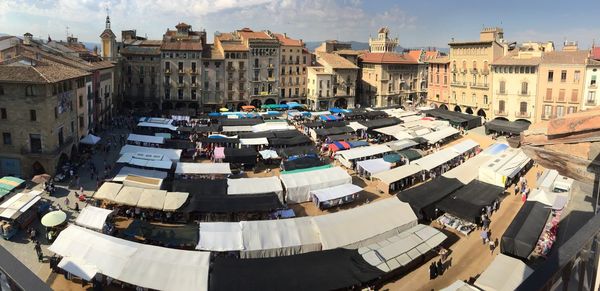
[474,254,534,291]
[222,125,254,132]
[227,177,284,202]
[137,121,178,131]
[121,175,163,190]
[120,145,182,162]
[252,122,295,132]
[113,186,144,206]
[360,224,447,272]
[279,166,352,203]
[414,147,460,171]
[421,126,460,144]
[75,206,114,231]
[58,257,98,281]
[399,115,423,123]
[348,121,367,131]
[443,153,494,184]
[0,190,42,219]
[197,222,244,252]
[175,162,232,175]
[356,158,392,178]
[127,134,165,145]
[312,198,418,249]
[373,164,423,193]
[310,184,362,206]
[239,137,269,146]
[335,144,392,168]
[136,189,167,210]
[479,148,530,187]
[49,225,210,291]
[163,192,189,211]
[80,134,101,145]
[450,139,479,154]
[386,139,419,151]
[374,124,408,137]
[113,166,168,182]
[117,153,173,170]
[527,188,569,210]
[92,182,123,200]
[240,217,322,258]
[259,149,279,159]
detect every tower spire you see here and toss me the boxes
[105,7,111,30]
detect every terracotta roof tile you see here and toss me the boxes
[493,51,541,66]
[274,33,302,46]
[160,41,202,51]
[407,50,422,62]
[591,47,600,60]
[359,52,418,64]
[221,42,248,51]
[427,56,450,64]
[335,49,366,56]
[541,50,588,65]
[0,57,89,83]
[237,29,272,40]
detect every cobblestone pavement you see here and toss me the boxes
[0,125,130,284]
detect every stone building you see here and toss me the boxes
[427,56,450,108]
[159,23,206,114]
[307,52,358,110]
[275,33,310,104]
[0,54,88,177]
[448,27,508,120]
[535,44,587,122]
[213,32,248,110]
[582,47,600,110]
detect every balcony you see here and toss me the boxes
[190,69,199,75]
[588,83,597,89]
[164,69,171,74]
[515,111,531,118]
[495,110,508,117]
[177,82,185,88]
[470,83,489,89]
[450,81,467,87]
[518,91,530,96]
[586,100,597,106]
[178,69,184,74]
[227,66,235,72]
[496,90,507,95]
[470,68,478,74]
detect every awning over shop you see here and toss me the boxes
[485,118,530,135]
[175,162,232,175]
[75,206,114,231]
[279,166,352,203]
[127,134,165,145]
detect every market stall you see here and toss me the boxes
[75,206,115,231]
[397,177,464,220]
[127,133,165,146]
[474,254,533,291]
[175,162,232,178]
[335,144,392,169]
[0,176,25,200]
[478,148,531,188]
[227,177,284,203]
[372,164,423,194]
[279,166,352,203]
[310,184,362,209]
[356,158,393,179]
[281,156,326,171]
[501,201,551,259]
[485,118,531,136]
[436,180,504,224]
[120,145,182,162]
[0,190,43,239]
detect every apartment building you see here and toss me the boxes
[427,57,450,108]
[582,47,600,109]
[213,32,248,110]
[307,52,358,110]
[275,33,310,104]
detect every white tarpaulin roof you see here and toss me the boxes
[475,254,533,291]
[310,183,362,203]
[175,162,231,175]
[137,121,178,131]
[443,153,494,184]
[414,147,460,171]
[450,139,479,154]
[197,222,244,252]
[360,224,447,272]
[252,122,295,132]
[113,166,168,182]
[356,158,392,176]
[122,175,163,190]
[80,134,101,145]
[399,115,423,123]
[117,153,173,170]
[441,281,480,291]
[348,121,367,131]
[259,150,279,159]
[75,206,114,231]
[222,125,254,132]
[127,134,165,145]
[373,164,423,185]
[240,217,322,258]
[312,198,418,249]
[527,188,569,210]
[50,225,210,291]
[163,192,189,211]
[280,166,352,203]
[421,127,460,144]
[239,137,269,146]
[137,189,167,210]
[93,182,122,200]
[498,150,531,179]
[374,124,408,136]
[393,131,415,141]
[120,145,182,162]
[58,257,98,281]
[227,177,284,202]
[336,144,392,161]
[386,139,419,151]
[0,190,42,219]
[113,186,144,206]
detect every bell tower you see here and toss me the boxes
[368,27,399,53]
[99,9,117,61]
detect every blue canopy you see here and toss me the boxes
[348,140,369,148]
[329,108,351,114]
[319,114,341,121]
[287,102,304,109]
[208,112,221,117]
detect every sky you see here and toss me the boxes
[1,0,599,49]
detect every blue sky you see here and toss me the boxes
[1,0,598,48]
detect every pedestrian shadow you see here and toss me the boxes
[49,187,70,198]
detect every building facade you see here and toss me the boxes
[536,46,587,122]
[583,52,600,110]
[427,57,450,109]
[213,32,247,110]
[275,33,310,104]
[238,29,280,107]
[448,27,508,120]
[100,15,117,61]
[307,52,358,110]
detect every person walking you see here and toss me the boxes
[65,197,70,209]
[436,259,444,276]
[480,229,489,245]
[34,241,43,262]
[429,262,438,280]
[489,239,496,254]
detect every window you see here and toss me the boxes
[498,100,506,112]
[587,91,596,104]
[192,76,196,84]
[30,109,36,121]
[25,86,34,96]
[574,70,580,83]
[520,102,528,113]
[177,89,183,99]
[254,59,259,67]
[165,62,170,70]
[0,108,6,119]
[79,95,83,108]
[567,106,577,114]
[0,85,4,95]
[558,89,566,102]
[560,70,567,82]
[461,92,465,102]
[591,75,597,86]
[471,94,476,104]
[571,89,579,102]
[178,62,183,71]
[71,121,75,134]
[178,76,183,84]
[556,105,565,117]
[521,82,528,95]
[483,95,488,104]
[192,62,196,72]
[499,81,506,94]
[57,127,64,146]
[2,132,11,145]
[545,88,553,101]
[548,70,554,82]
[544,105,552,118]
[191,89,197,100]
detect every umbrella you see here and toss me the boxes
[41,210,67,227]
[219,107,229,112]
[31,174,51,184]
[383,153,401,163]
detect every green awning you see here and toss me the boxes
[0,176,25,191]
[397,149,423,161]
[281,164,332,175]
[0,189,9,199]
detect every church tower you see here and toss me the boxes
[99,13,116,61]
[368,27,399,53]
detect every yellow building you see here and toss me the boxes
[536,45,587,121]
[490,42,553,122]
[307,52,358,110]
[449,27,507,120]
[275,33,311,104]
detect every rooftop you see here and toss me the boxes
[160,41,202,51]
[427,56,450,64]
[0,56,89,83]
[317,52,359,69]
[360,52,418,64]
[274,33,302,47]
[493,51,541,66]
[541,50,588,65]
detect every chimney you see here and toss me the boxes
[284,33,287,38]
[23,32,33,45]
